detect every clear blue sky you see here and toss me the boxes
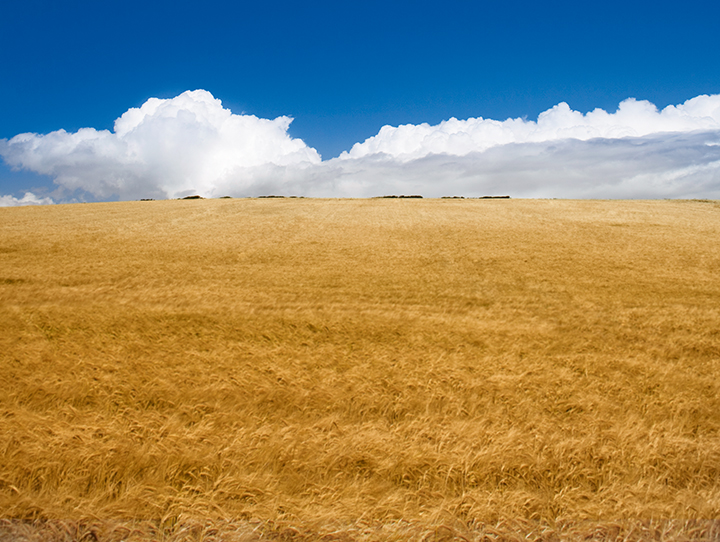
[2,0,720,200]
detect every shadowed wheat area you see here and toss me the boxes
[1,198,720,541]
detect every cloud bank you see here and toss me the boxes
[342,95,720,161]
[2,90,720,203]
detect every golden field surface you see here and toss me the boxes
[1,198,720,541]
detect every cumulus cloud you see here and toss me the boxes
[0,192,55,207]
[0,90,320,200]
[341,94,720,161]
[1,90,720,200]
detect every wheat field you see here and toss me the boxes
[1,198,719,541]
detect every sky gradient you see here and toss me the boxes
[2,0,720,203]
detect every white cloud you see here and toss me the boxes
[0,192,55,207]
[340,94,720,162]
[0,90,321,200]
[1,90,720,201]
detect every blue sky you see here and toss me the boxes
[2,0,720,202]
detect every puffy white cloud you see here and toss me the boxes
[0,90,321,200]
[0,192,55,207]
[1,90,720,201]
[341,94,720,162]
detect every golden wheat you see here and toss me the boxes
[1,198,719,540]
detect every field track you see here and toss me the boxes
[1,198,720,541]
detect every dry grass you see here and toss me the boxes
[1,198,719,540]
